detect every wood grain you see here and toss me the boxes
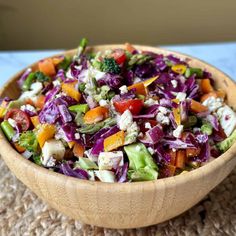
[0,45,236,229]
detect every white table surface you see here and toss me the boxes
[1,42,236,86]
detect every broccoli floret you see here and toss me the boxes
[101,58,121,74]
[19,130,38,153]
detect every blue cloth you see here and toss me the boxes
[0,42,236,86]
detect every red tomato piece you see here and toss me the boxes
[112,49,126,64]
[5,108,30,131]
[113,99,143,115]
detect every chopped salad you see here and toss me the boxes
[1,38,236,183]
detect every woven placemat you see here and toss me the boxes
[1,156,236,236]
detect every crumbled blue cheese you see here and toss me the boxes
[158,106,168,115]
[119,85,128,94]
[124,122,139,145]
[156,112,170,125]
[171,80,178,88]
[118,110,133,131]
[41,156,56,168]
[173,125,184,138]
[202,97,223,112]
[53,80,61,87]
[144,98,159,106]
[99,99,109,107]
[20,104,36,113]
[176,92,186,102]
[19,82,43,100]
[145,122,152,129]
[88,170,95,181]
[74,133,80,140]
[217,105,236,137]
[98,151,123,170]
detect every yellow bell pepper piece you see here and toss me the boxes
[143,76,158,87]
[37,124,56,148]
[104,131,125,152]
[68,141,75,149]
[30,116,40,128]
[173,107,181,126]
[0,107,6,119]
[172,98,180,104]
[62,82,81,102]
[171,64,187,75]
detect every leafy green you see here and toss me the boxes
[19,131,38,152]
[101,58,121,74]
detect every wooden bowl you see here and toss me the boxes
[1,45,236,229]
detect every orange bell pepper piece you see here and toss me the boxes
[176,150,186,169]
[190,99,208,113]
[104,130,125,152]
[37,124,56,148]
[83,106,109,124]
[25,98,35,106]
[38,58,56,76]
[13,142,26,153]
[73,143,85,158]
[30,116,40,128]
[61,82,81,102]
[128,82,147,96]
[168,149,177,165]
[52,56,64,66]
[200,79,214,94]
[125,43,136,53]
[186,147,201,158]
[171,64,187,75]
[35,95,46,110]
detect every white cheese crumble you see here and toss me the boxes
[119,85,128,94]
[53,80,61,87]
[217,105,236,137]
[84,149,97,162]
[19,82,43,101]
[41,156,56,168]
[158,106,168,115]
[98,151,123,170]
[118,110,133,131]
[74,133,80,140]
[145,122,152,129]
[99,99,109,107]
[144,98,159,106]
[156,112,170,125]
[148,147,155,155]
[20,104,36,113]
[171,80,178,88]
[173,125,184,138]
[124,122,140,145]
[176,92,187,102]
[202,97,223,112]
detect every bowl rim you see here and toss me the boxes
[1,44,236,189]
